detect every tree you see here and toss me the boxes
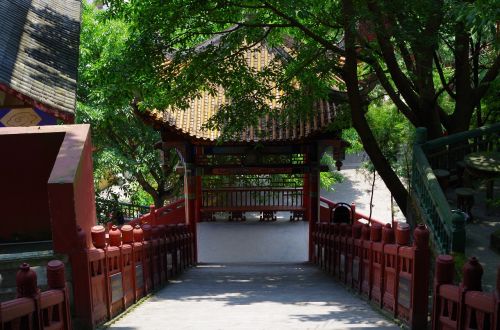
[77,4,182,207]
[102,0,499,215]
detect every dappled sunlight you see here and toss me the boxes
[110,263,399,329]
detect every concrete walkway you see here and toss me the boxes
[321,153,404,225]
[109,263,398,330]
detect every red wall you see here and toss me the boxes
[48,127,97,253]
[0,133,64,242]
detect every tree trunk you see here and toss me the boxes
[154,196,164,209]
[342,0,409,216]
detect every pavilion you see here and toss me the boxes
[138,44,350,260]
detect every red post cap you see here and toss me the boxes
[396,222,411,245]
[370,223,382,242]
[91,225,106,249]
[133,225,144,243]
[16,263,38,298]
[462,256,483,291]
[382,223,395,244]
[142,223,152,241]
[109,225,122,247]
[413,224,429,250]
[435,255,454,285]
[121,224,134,244]
[47,260,66,289]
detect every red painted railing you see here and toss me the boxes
[433,255,500,330]
[128,199,186,227]
[69,222,196,328]
[311,220,430,329]
[0,260,72,330]
[320,196,387,225]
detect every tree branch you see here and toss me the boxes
[342,0,409,215]
[433,51,456,99]
[261,1,345,56]
[136,171,159,202]
[366,0,420,112]
[372,61,419,126]
[474,53,500,101]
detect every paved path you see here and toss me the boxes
[445,182,500,291]
[321,154,404,225]
[109,263,398,330]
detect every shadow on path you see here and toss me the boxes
[110,263,399,329]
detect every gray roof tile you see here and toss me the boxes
[0,0,81,118]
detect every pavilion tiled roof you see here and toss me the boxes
[152,44,336,143]
[0,0,81,119]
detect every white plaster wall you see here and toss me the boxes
[197,221,308,263]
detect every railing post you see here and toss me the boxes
[410,224,430,329]
[128,224,143,301]
[461,256,483,292]
[16,263,42,329]
[432,255,454,330]
[458,257,484,329]
[47,260,72,330]
[415,127,428,145]
[141,224,153,293]
[451,212,466,253]
[70,225,94,329]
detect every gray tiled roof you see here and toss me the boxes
[0,0,81,117]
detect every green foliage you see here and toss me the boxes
[365,102,413,177]
[320,154,344,190]
[341,128,364,154]
[344,100,414,184]
[90,0,498,217]
[77,3,181,207]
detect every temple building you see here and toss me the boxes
[0,0,81,127]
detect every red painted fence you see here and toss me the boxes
[320,197,388,226]
[433,255,500,330]
[312,220,430,329]
[129,199,186,227]
[71,221,196,329]
[0,260,72,330]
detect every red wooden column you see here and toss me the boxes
[308,144,320,262]
[183,144,199,263]
[302,152,310,220]
[194,146,203,224]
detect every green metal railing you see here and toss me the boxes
[411,123,500,253]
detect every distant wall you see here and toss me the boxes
[0,132,64,242]
[197,220,308,263]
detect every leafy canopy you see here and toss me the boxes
[77,3,181,207]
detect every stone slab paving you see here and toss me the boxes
[109,263,399,330]
[445,182,500,291]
